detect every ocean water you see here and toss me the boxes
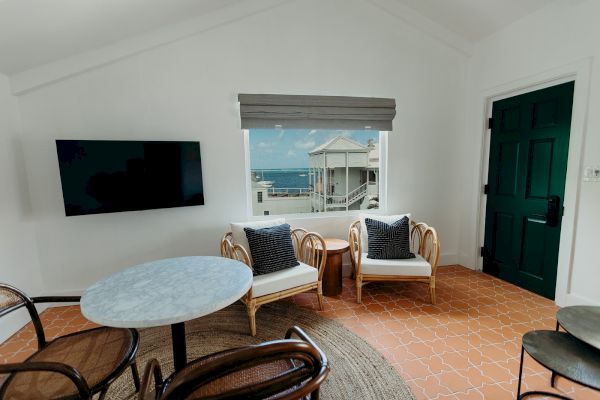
[253,169,310,189]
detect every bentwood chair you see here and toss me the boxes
[0,283,140,400]
[348,214,440,304]
[221,219,327,336]
[139,326,329,400]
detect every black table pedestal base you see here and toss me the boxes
[517,390,571,400]
[171,322,187,371]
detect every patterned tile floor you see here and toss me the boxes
[1,265,599,399]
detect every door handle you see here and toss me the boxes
[546,195,560,227]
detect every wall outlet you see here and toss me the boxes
[583,166,600,182]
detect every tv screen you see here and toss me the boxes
[56,140,204,216]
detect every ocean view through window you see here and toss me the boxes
[248,129,383,216]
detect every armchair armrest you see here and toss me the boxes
[220,232,252,270]
[139,358,164,400]
[410,221,440,275]
[0,361,91,399]
[299,232,327,281]
[32,296,81,304]
[348,220,362,275]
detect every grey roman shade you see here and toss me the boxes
[238,94,396,131]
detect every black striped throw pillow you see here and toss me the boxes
[365,217,416,260]
[244,223,299,275]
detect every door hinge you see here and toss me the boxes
[480,247,485,257]
[487,117,493,130]
[483,184,489,195]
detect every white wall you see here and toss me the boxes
[459,0,600,305]
[12,0,467,295]
[0,73,44,342]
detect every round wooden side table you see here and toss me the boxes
[321,238,349,297]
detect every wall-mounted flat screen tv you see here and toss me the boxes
[56,140,204,216]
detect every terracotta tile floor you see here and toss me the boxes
[2,265,599,399]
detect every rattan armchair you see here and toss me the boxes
[0,283,140,400]
[349,218,440,304]
[221,226,326,336]
[139,326,329,400]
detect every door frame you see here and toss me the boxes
[475,58,592,307]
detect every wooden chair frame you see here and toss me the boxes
[348,220,440,304]
[139,326,329,400]
[0,283,140,400]
[221,229,327,336]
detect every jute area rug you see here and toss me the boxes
[106,302,415,399]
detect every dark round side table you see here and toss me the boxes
[517,330,600,399]
[557,306,600,350]
[517,305,600,399]
[321,238,349,297]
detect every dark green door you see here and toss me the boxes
[483,82,574,300]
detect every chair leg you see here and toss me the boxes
[131,362,141,392]
[247,301,257,337]
[429,277,436,305]
[356,275,362,304]
[311,388,320,400]
[317,283,324,311]
[99,387,109,400]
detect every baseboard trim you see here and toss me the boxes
[564,293,600,307]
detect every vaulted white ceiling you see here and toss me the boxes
[0,0,555,76]
[0,0,246,74]
[392,0,554,42]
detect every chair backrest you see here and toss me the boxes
[0,283,46,348]
[155,329,329,400]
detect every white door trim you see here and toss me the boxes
[475,57,592,307]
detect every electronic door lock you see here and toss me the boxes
[546,195,560,227]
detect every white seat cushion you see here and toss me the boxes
[361,253,431,277]
[359,213,411,252]
[230,218,285,264]
[251,262,317,298]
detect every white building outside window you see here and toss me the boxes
[246,129,386,216]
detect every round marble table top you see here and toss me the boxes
[557,305,600,350]
[81,256,252,328]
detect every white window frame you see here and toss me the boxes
[243,129,388,219]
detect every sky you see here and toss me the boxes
[249,129,379,169]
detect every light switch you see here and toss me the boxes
[583,166,600,182]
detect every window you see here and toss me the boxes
[248,129,385,216]
[239,93,395,217]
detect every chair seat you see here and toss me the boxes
[1,327,137,400]
[361,253,432,276]
[252,262,318,298]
